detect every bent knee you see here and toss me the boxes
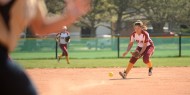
[129,57,138,64]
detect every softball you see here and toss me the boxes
[108,72,114,77]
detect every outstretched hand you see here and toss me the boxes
[122,52,128,57]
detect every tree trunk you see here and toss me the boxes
[151,22,165,34]
[115,12,123,34]
[90,27,96,37]
[26,27,36,38]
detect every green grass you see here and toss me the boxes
[11,50,190,59]
[15,57,190,69]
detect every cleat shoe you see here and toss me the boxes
[119,71,126,79]
[148,67,153,76]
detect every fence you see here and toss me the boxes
[11,35,190,59]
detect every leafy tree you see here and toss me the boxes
[45,0,65,14]
[132,0,190,33]
[77,0,112,37]
[109,0,135,34]
[43,0,190,35]
[168,0,190,33]
[132,0,170,33]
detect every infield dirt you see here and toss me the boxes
[27,67,190,95]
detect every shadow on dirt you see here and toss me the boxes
[109,77,144,80]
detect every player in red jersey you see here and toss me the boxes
[119,20,155,79]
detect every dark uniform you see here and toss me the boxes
[0,0,37,95]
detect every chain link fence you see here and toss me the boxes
[11,34,190,59]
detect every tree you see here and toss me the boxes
[132,0,190,33]
[45,0,65,15]
[171,0,190,32]
[77,0,112,37]
[109,0,135,34]
[166,0,190,33]
[131,0,170,33]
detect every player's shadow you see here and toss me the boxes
[109,77,144,80]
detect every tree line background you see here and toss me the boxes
[43,0,190,37]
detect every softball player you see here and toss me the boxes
[0,0,90,94]
[119,20,155,79]
[57,26,70,64]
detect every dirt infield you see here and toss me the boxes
[27,67,190,95]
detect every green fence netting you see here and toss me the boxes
[11,36,190,59]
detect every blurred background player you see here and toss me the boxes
[0,0,90,94]
[56,26,70,64]
[119,20,155,79]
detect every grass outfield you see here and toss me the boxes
[11,50,190,59]
[15,57,190,69]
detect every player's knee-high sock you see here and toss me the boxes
[58,54,63,58]
[65,56,70,64]
[147,61,152,68]
[125,62,134,74]
[147,61,153,76]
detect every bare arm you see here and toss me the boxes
[123,42,133,57]
[30,0,90,35]
[126,42,133,53]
